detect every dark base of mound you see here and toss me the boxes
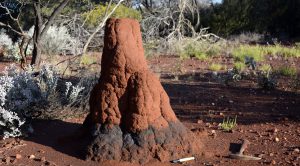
[85,121,200,164]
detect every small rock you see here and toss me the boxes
[271,160,276,165]
[229,100,234,103]
[197,120,203,124]
[211,130,217,138]
[14,154,22,159]
[205,123,212,128]
[271,128,278,133]
[28,154,35,159]
[269,153,274,157]
[293,148,300,153]
[275,137,280,142]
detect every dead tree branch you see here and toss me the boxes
[82,0,125,55]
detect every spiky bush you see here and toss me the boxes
[0,64,90,139]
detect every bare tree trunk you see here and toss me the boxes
[31,0,71,66]
[19,36,29,69]
[31,0,43,66]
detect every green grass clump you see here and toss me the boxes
[232,45,265,62]
[209,63,225,71]
[181,43,208,60]
[276,66,297,77]
[264,44,300,58]
[175,39,226,60]
[259,64,272,73]
[80,55,97,65]
[233,62,246,71]
[220,116,237,132]
[232,44,300,63]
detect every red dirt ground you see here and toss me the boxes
[1,56,300,166]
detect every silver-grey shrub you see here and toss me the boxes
[28,25,82,55]
[0,64,89,139]
[0,29,21,61]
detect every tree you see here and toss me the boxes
[209,0,300,38]
[31,0,71,66]
[0,0,71,67]
[82,0,125,55]
[0,1,31,69]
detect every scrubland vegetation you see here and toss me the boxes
[0,0,299,144]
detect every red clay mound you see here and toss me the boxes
[84,18,201,164]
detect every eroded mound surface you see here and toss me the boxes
[84,18,201,163]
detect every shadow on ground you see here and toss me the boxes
[25,119,89,160]
[25,72,300,161]
[161,72,300,125]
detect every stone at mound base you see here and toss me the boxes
[84,18,202,164]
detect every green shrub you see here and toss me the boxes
[232,45,265,62]
[174,39,226,60]
[264,44,300,58]
[233,62,246,72]
[83,4,142,27]
[209,63,224,71]
[276,66,297,77]
[182,43,208,60]
[232,44,300,63]
[259,64,272,73]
